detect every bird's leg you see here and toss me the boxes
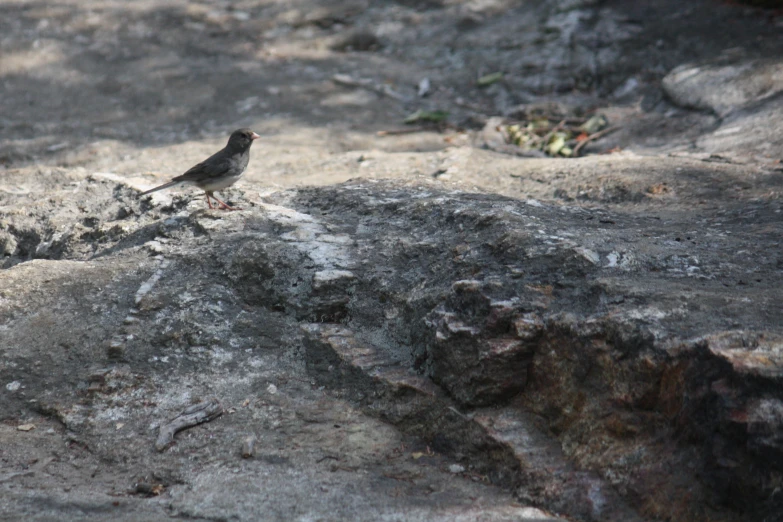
[205,192,215,209]
[212,193,242,211]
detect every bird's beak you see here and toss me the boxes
[251,132,261,140]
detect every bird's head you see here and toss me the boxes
[227,128,261,151]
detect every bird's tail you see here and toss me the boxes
[140,181,180,196]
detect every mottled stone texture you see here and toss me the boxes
[3,0,783,519]
[2,176,783,521]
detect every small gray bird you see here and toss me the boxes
[141,128,260,210]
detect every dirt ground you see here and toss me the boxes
[2,0,782,193]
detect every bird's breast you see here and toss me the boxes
[197,173,243,191]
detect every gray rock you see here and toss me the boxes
[1,175,782,521]
[662,56,783,116]
[4,0,783,520]
[699,91,783,158]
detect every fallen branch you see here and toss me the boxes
[377,128,430,136]
[332,74,409,102]
[573,126,620,157]
[155,398,224,452]
[539,119,567,148]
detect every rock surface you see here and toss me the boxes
[2,173,783,521]
[3,0,783,521]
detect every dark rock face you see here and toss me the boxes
[4,176,782,521]
[423,280,541,406]
[287,182,783,521]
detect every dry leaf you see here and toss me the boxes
[580,114,608,134]
[547,134,566,155]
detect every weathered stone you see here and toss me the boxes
[3,0,783,520]
[423,281,541,406]
[662,57,783,116]
[2,175,782,520]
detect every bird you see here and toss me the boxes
[140,128,260,210]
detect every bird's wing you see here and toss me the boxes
[172,150,233,183]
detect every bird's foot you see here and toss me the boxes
[213,196,242,211]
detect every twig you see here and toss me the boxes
[377,128,429,136]
[503,117,584,128]
[448,406,469,420]
[332,74,409,102]
[155,398,224,452]
[573,126,620,157]
[317,455,340,463]
[330,465,358,472]
[383,472,420,483]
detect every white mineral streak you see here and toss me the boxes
[259,202,354,269]
[135,258,171,305]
